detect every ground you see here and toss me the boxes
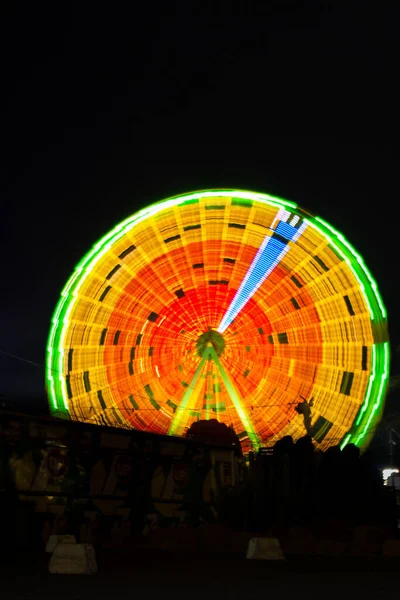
[2,550,399,600]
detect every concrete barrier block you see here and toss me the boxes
[45,534,76,553]
[49,543,98,574]
[246,537,284,560]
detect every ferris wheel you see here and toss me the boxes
[46,190,389,453]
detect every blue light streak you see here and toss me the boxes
[217,216,307,334]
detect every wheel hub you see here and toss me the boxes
[196,329,225,357]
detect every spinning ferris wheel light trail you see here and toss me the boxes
[46,189,390,453]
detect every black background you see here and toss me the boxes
[0,3,397,413]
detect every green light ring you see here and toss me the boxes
[46,189,389,449]
[305,216,390,448]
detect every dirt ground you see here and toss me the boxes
[1,549,399,600]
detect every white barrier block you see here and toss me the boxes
[246,537,285,560]
[45,534,77,553]
[49,543,98,574]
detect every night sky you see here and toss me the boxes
[1,3,397,414]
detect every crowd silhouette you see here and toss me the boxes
[241,435,397,534]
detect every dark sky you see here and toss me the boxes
[0,3,397,412]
